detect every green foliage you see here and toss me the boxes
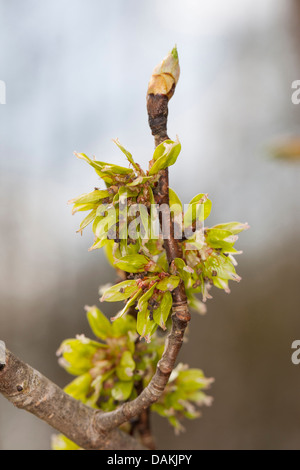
[53,309,212,450]
[52,434,80,451]
[179,220,249,306]
[70,141,248,318]
[152,364,214,432]
[53,137,248,449]
[58,308,141,409]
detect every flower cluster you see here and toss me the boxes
[69,139,181,251]
[152,363,214,433]
[53,306,212,450]
[70,141,248,339]
[54,138,248,450]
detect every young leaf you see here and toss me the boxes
[111,380,134,401]
[74,153,114,184]
[127,176,154,187]
[85,305,113,340]
[72,202,99,215]
[206,229,235,243]
[52,435,80,451]
[116,351,136,382]
[100,280,139,302]
[88,237,109,251]
[95,206,117,233]
[64,373,92,401]
[212,221,249,235]
[156,275,180,292]
[111,288,143,321]
[172,258,194,283]
[184,194,212,227]
[153,291,172,330]
[137,304,157,341]
[100,162,134,176]
[113,138,141,173]
[177,369,212,391]
[113,254,150,273]
[69,189,111,206]
[111,315,137,337]
[76,209,97,233]
[57,337,105,376]
[169,187,183,211]
[149,140,181,175]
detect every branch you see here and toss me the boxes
[89,47,191,432]
[0,48,191,450]
[0,346,144,450]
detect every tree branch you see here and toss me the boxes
[0,48,191,451]
[89,47,191,432]
[0,346,144,450]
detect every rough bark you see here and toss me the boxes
[0,347,144,450]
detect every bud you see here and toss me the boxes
[147,46,180,100]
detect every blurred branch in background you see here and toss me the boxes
[269,136,300,160]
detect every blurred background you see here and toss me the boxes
[1,0,300,450]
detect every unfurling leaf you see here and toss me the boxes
[184,193,212,227]
[169,187,183,213]
[77,209,97,233]
[113,139,141,172]
[149,140,181,175]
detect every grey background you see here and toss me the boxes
[0,0,300,449]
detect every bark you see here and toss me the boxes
[0,347,144,450]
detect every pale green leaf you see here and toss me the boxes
[113,254,149,273]
[77,209,97,233]
[64,373,92,401]
[111,380,134,401]
[100,280,139,302]
[153,291,172,329]
[149,140,181,175]
[86,305,113,340]
[156,275,180,292]
[116,351,136,382]
[212,221,249,235]
[113,139,141,172]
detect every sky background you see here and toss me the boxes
[0,0,300,449]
